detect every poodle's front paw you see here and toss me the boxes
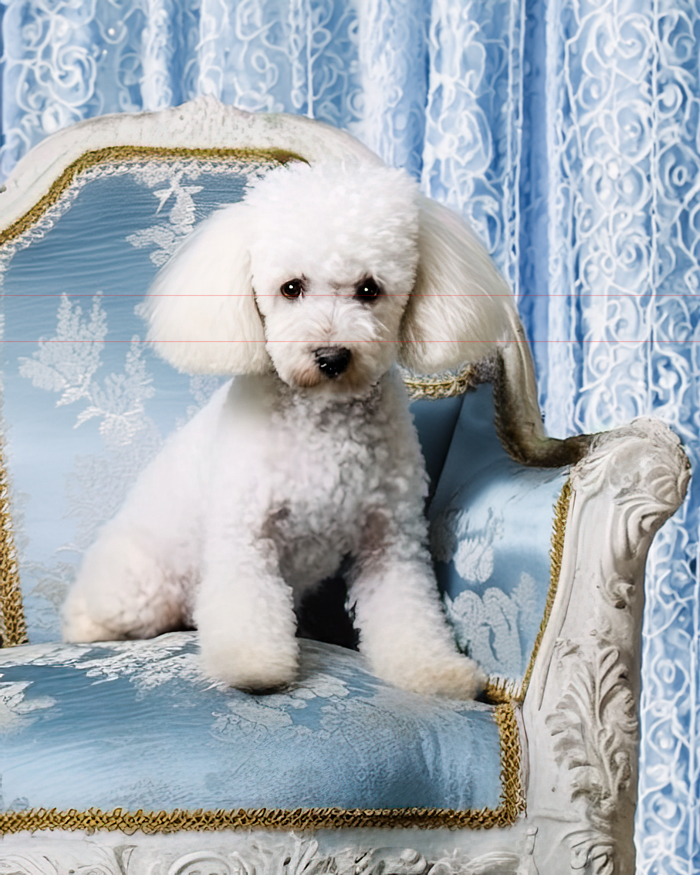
[200,632,300,692]
[416,656,487,700]
[373,653,487,700]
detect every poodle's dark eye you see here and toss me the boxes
[354,277,382,302]
[280,278,305,299]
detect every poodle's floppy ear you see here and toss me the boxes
[399,195,517,374]
[145,203,270,375]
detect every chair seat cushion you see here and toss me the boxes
[0,633,505,813]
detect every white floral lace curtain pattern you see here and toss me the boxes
[0,0,697,871]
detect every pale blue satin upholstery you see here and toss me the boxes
[0,634,502,812]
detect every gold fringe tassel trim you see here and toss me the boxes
[402,364,479,400]
[0,443,27,647]
[0,701,522,835]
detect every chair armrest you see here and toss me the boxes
[522,418,690,875]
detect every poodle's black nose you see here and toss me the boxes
[314,347,352,378]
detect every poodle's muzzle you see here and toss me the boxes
[314,346,352,379]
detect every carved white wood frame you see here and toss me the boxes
[523,417,690,875]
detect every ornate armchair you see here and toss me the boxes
[0,97,689,875]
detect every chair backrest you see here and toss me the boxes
[0,154,270,640]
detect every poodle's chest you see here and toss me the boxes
[213,375,419,583]
[257,409,395,567]
[252,456,373,591]
[267,425,387,523]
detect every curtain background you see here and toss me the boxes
[0,1,698,870]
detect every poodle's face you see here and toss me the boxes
[246,164,420,396]
[252,263,409,396]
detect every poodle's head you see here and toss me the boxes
[146,160,515,393]
[244,163,419,395]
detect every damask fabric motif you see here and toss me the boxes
[0,633,502,811]
[429,386,567,690]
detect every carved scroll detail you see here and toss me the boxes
[547,644,637,826]
[543,642,637,874]
[570,418,690,611]
[0,835,541,875]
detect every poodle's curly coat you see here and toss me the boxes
[62,161,517,699]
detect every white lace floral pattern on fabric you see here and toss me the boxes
[19,294,154,448]
[0,632,490,738]
[431,500,543,680]
[432,507,504,584]
[0,681,56,733]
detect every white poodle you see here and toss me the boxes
[62,160,518,699]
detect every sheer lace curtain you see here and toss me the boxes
[0,1,697,871]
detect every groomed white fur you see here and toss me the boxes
[63,161,517,699]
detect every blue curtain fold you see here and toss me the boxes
[1,1,698,871]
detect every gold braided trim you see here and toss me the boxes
[0,442,27,647]
[0,145,306,248]
[518,480,572,700]
[401,364,480,400]
[0,701,522,835]
[493,701,525,822]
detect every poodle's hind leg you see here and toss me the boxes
[62,527,189,643]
